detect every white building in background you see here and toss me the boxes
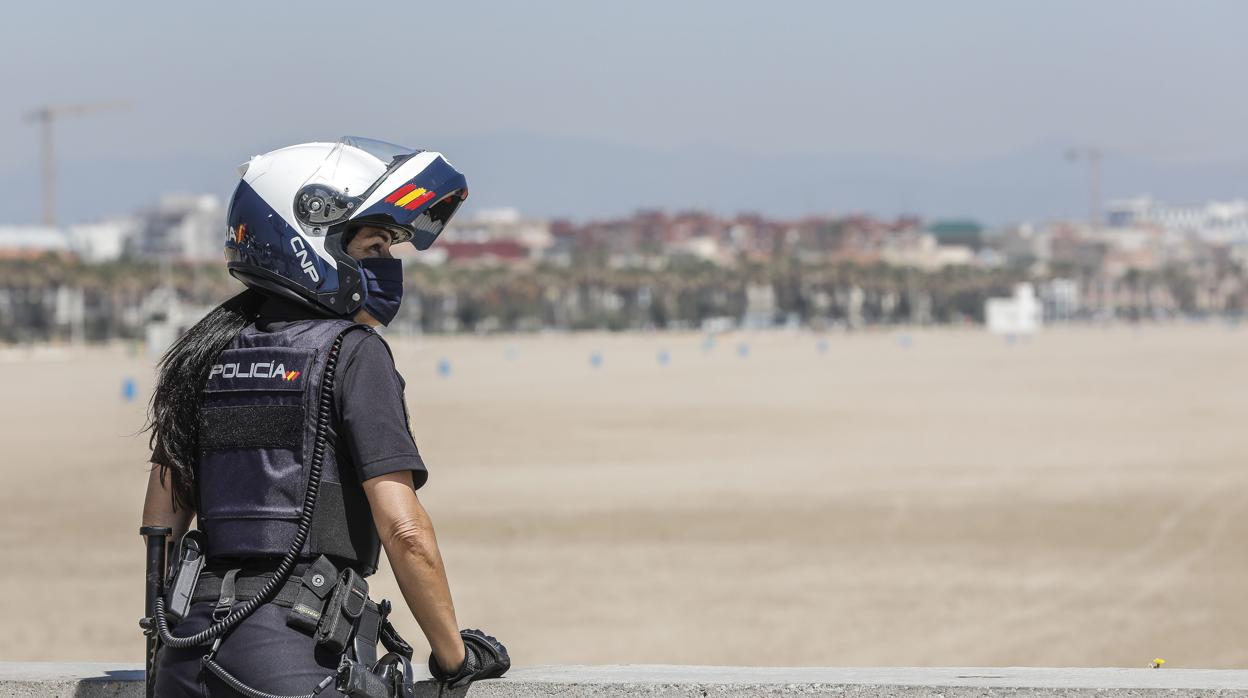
[880,231,977,270]
[671,236,727,264]
[0,226,70,257]
[140,285,213,357]
[986,283,1042,336]
[0,221,135,262]
[443,207,552,251]
[67,220,134,262]
[1040,278,1080,322]
[742,283,777,329]
[0,195,224,263]
[129,194,225,261]
[1107,196,1248,243]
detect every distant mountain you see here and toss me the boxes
[443,133,1248,225]
[6,132,1248,227]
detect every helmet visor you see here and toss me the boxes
[346,144,469,250]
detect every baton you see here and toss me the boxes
[139,525,172,698]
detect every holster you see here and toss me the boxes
[337,652,417,698]
[336,659,394,698]
[165,531,207,621]
[315,567,369,655]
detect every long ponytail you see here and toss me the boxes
[146,289,264,510]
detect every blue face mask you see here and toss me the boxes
[358,257,403,326]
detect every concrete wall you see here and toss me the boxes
[4,664,1248,698]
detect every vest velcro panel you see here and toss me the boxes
[199,405,303,450]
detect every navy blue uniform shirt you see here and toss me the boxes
[255,296,428,489]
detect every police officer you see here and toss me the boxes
[141,138,508,697]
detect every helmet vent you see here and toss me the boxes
[294,184,360,231]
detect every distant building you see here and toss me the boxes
[1106,196,1248,243]
[140,285,213,357]
[67,221,134,263]
[0,220,134,262]
[128,194,225,261]
[670,236,728,264]
[438,240,530,266]
[927,219,985,250]
[986,283,1041,335]
[997,223,1049,265]
[881,230,975,270]
[0,226,70,259]
[742,283,777,329]
[444,208,551,253]
[1040,278,1079,321]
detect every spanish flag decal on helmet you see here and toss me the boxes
[384,184,437,210]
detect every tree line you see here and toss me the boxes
[1,255,1243,343]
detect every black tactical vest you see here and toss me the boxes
[195,318,383,575]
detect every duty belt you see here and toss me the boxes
[189,568,310,609]
[178,556,412,668]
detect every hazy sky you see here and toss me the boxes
[4,1,1248,224]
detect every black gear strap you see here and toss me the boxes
[353,601,382,668]
[190,564,315,609]
[213,569,240,621]
[380,621,413,659]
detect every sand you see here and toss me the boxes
[1,325,1246,668]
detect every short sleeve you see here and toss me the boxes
[335,332,428,489]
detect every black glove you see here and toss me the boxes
[428,629,510,688]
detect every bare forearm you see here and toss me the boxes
[383,523,465,671]
[365,473,466,673]
[141,466,194,551]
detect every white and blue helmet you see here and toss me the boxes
[225,136,468,316]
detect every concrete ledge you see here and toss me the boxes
[4,663,1248,697]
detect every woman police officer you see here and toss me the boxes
[141,137,508,697]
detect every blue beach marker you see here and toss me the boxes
[590,352,603,368]
[737,342,750,358]
[121,377,137,403]
[657,349,670,366]
[437,358,452,377]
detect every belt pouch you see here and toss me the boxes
[315,568,368,654]
[166,530,207,621]
[286,555,339,633]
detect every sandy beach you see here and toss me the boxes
[1,324,1246,667]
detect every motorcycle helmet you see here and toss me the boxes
[225,136,468,316]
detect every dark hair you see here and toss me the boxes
[146,289,265,510]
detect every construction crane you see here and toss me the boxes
[24,101,128,226]
[1066,146,1103,229]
